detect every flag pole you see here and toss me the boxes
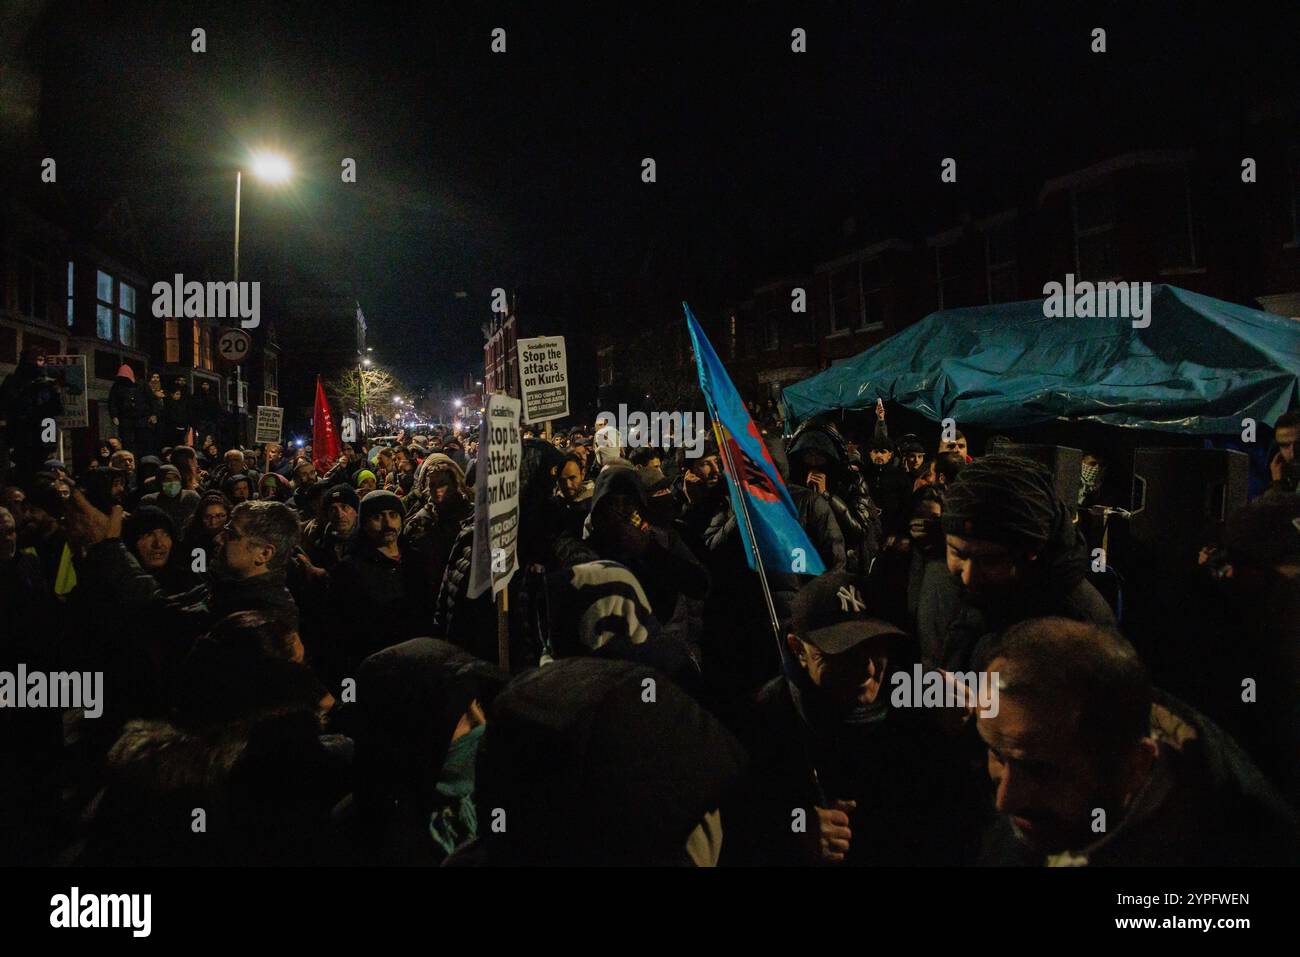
[708,411,829,809]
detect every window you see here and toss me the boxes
[264,354,279,407]
[1156,167,1197,270]
[96,270,115,341]
[117,282,135,347]
[18,256,47,321]
[1072,182,1117,280]
[860,258,884,328]
[829,264,861,332]
[97,305,114,341]
[165,319,180,364]
[66,261,74,327]
[191,320,202,368]
[985,220,1018,302]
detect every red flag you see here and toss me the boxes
[312,375,341,472]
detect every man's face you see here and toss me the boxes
[940,436,968,457]
[330,502,358,535]
[108,438,122,453]
[230,480,251,502]
[690,455,720,486]
[1276,425,1299,464]
[977,671,1114,854]
[110,477,127,503]
[1,489,25,525]
[0,509,17,561]
[789,636,888,712]
[216,516,272,578]
[869,448,893,466]
[135,528,173,571]
[364,508,402,547]
[225,452,245,472]
[904,451,925,472]
[429,474,455,505]
[559,461,584,500]
[946,534,1032,601]
[112,452,135,473]
[295,464,317,487]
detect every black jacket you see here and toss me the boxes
[729,670,990,865]
[330,542,433,671]
[786,423,883,574]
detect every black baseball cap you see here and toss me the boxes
[789,572,905,656]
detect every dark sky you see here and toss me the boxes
[14,0,1300,389]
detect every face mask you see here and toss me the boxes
[1081,462,1104,489]
[162,481,181,497]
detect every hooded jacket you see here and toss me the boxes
[786,422,882,573]
[346,638,507,864]
[452,658,747,865]
[107,365,140,423]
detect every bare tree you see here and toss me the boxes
[325,367,407,434]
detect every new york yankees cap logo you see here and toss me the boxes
[836,584,866,612]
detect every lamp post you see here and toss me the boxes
[232,151,292,445]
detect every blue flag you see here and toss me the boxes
[684,303,826,577]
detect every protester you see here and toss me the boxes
[347,638,506,864]
[918,454,1116,671]
[447,658,746,865]
[140,463,201,529]
[329,490,430,671]
[0,347,63,482]
[975,617,1298,865]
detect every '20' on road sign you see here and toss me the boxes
[217,329,252,364]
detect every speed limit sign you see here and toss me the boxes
[217,328,252,364]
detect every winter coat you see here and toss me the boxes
[787,425,882,574]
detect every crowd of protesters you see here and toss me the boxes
[1,348,1298,866]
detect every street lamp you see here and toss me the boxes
[232,150,293,445]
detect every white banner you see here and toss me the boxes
[254,405,283,444]
[467,394,522,598]
[516,335,569,424]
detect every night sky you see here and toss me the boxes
[12,0,1299,389]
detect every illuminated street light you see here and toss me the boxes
[250,151,293,184]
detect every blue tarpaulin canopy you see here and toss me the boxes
[780,285,1300,435]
